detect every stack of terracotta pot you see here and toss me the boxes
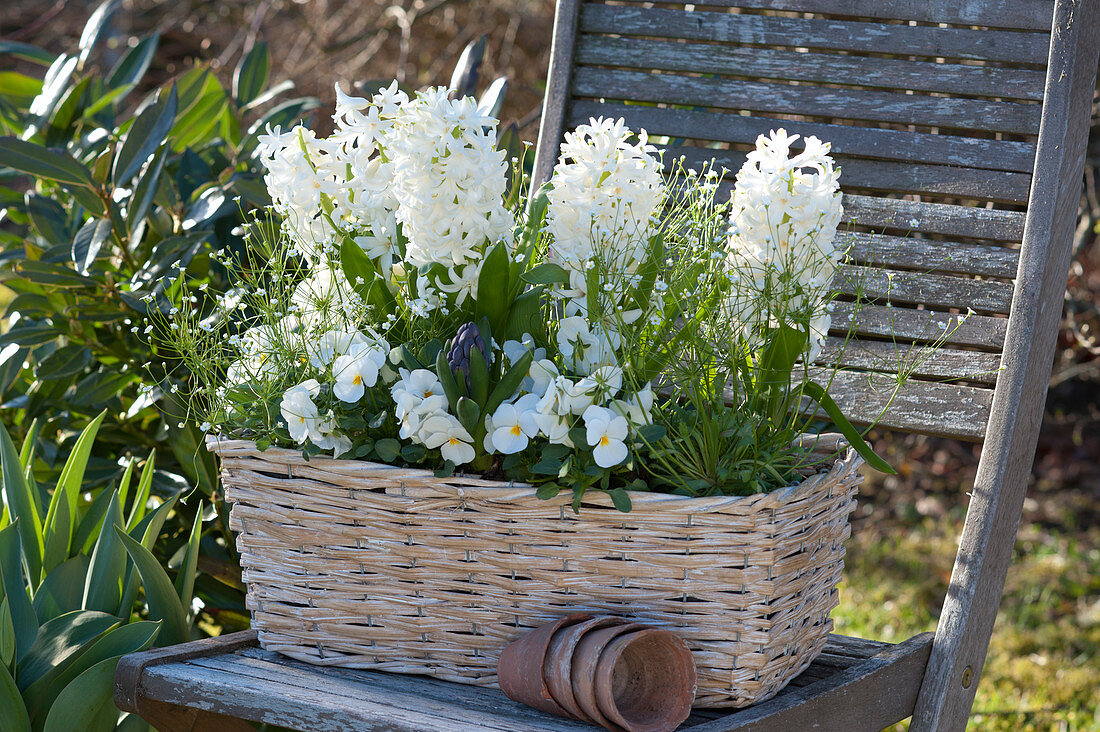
[497,614,697,732]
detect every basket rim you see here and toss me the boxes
[208,435,863,512]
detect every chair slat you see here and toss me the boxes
[806,369,993,439]
[840,195,1026,242]
[571,103,1037,173]
[845,233,1019,279]
[610,0,1056,32]
[579,5,1052,65]
[835,265,1014,315]
[819,339,1002,386]
[833,303,1008,352]
[574,36,1048,102]
[668,146,1032,203]
[571,67,1042,135]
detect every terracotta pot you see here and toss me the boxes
[544,616,628,721]
[570,622,647,729]
[497,613,591,717]
[593,628,697,732]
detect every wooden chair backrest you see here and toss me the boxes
[532,2,1100,728]
[532,0,1093,444]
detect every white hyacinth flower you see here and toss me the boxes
[582,405,630,469]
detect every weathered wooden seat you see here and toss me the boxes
[115,0,1099,729]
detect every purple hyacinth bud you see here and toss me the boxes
[447,322,486,390]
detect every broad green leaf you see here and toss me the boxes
[112,85,177,184]
[0,137,92,187]
[126,144,167,233]
[171,87,228,152]
[801,381,896,475]
[0,424,43,581]
[71,218,111,275]
[469,349,489,407]
[475,242,510,337]
[41,655,120,732]
[23,620,159,727]
[124,451,155,531]
[43,411,106,555]
[17,419,40,475]
[23,55,77,140]
[16,610,117,690]
[77,0,120,66]
[609,487,632,513]
[434,349,461,411]
[114,528,189,646]
[521,262,569,286]
[0,661,30,732]
[82,491,125,615]
[0,597,13,667]
[32,556,89,623]
[11,261,99,289]
[34,345,92,381]
[105,34,158,91]
[485,350,533,417]
[477,77,507,119]
[119,495,175,617]
[115,460,136,517]
[0,72,42,108]
[173,504,202,613]
[72,487,113,556]
[233,42,269,107]
[40,495,70,578]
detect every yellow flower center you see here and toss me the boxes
[353,375,362,385]
[299,417,306,423]
[425,390,434,397]
[599,435,609,446]
[510,425,522,436]
[449,437,461,446]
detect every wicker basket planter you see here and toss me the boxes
[213,438,863,708]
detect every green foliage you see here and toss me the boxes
[0,1,317,503]
[0,416,200,731]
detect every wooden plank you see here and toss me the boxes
[832,303,1008,352]
[571,67,1042,136]
[574,36,1048,102]
[818,338,1002,385]
[597,0,1056,32]
[532,0,582,188]
[913,1,1100,728]
[844,232,1020,279]
[668,145,1032,203]
[578,5,1052,65]
[840,195,1026,242]
[806,368,993,440]
[141,655,593,732]
[689,632,934,732]
[570,102,1038,173]
[834,265,1016,314]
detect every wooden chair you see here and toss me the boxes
[114,1,1099,729]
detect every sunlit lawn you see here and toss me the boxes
[837,508,1100,731]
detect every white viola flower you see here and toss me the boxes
[420,413,476,465]
[582,405,630,469]
[611,383,655,427]
[547,117,664,271]
[390,368,448,421]
[502,334,547,365]
[488,397,540,455]
[332,340,389,402]
[280,380,322,445]
[526,358,560,398]
[556,316,618,375]
[573,365,623,406]
[308,329,370,370]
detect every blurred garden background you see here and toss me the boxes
[0,0,1097,729]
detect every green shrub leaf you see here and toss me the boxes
[0,137,93,187]
[233,42,270,107]
[113,84,177,184]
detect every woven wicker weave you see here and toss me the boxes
[212,437,862,708]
